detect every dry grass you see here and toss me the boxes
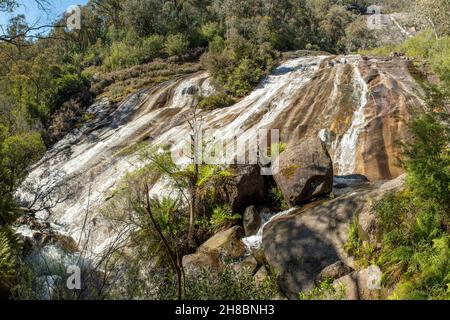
[86,58,203,104]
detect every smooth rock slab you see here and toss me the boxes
[243,206,262,236]
[273,136,333,206]
[263,176,405,299]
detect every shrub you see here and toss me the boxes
[0,229,17,295]
[299,280,346,300]
[225,58,265,97]
[198,94,235,110]
[165,34,189,57]
[268,186,288,211]
[359,113,450,300]
[402,113,450,207]
[210,205,241,233]
[200,22,222,43]
[344,219,362,257]
[361,30,450,94]
[342,17,377,53]
[50,73,90,112]
[104,42,139,70]
[0,131,45,193]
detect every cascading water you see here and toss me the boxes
[242,207,298,252]
[333,58,369,175]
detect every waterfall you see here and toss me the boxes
[16,54,423,257]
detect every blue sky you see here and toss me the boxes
[1,0,88,28]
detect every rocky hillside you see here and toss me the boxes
[15,53,428,298]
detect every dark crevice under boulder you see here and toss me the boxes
[273,136,333,207]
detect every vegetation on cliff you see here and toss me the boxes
[0,0,449,300]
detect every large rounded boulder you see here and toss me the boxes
[262,176,406,299]
[273,137,333,207]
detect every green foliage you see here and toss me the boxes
[158,265,280,300]
[198,94,236,110]
[50,72,90,111]
[104,41,140,69]
[402,113,450,206]
[210,205,241,233]
[415,0,450,38]
[389,236,449,300]
[365,113,450,300]
[299,279,346,300]
[0,228,17,293]
[104,34,165,70]
[203,30,277,96]
[225,58,267,96]
[268,186,288,211]
[0,129,45,225]
[165,34,189,57]
[361,31,450,94]
[200,22,223,42]
[344,219,363,256]
[271,142,286,154]
[342,17,377,53]
[318,4,355,53]
[140,34,164,61]
[342,112,450,300]
[374,191,449,299]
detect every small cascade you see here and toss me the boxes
[242,207,298,252]
[334,60,369,175]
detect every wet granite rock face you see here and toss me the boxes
[221,165,265,214]
[243,206,262,236]
[263,176,405,299]
[19,56,425,259]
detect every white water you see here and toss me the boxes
[333,59,369,175]
[242,207,298,252]
[17,54,423,257]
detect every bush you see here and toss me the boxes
[0,131,45,193]
[0,229,17,295]
[139,35,164,62]
[344,219,363,257]
[403,113,450,207]
[345,113,450,300]
[52,73,90,109]
[104,42,139,70]
[342,17,377,53]
[225,58,266,97]
[374,192,449,299]
[165,34,189,57]
[361,30,450,94]
[200,22,222,42]
[198,94,236,110]
[299,280,346,300]
[267,186,288,211]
